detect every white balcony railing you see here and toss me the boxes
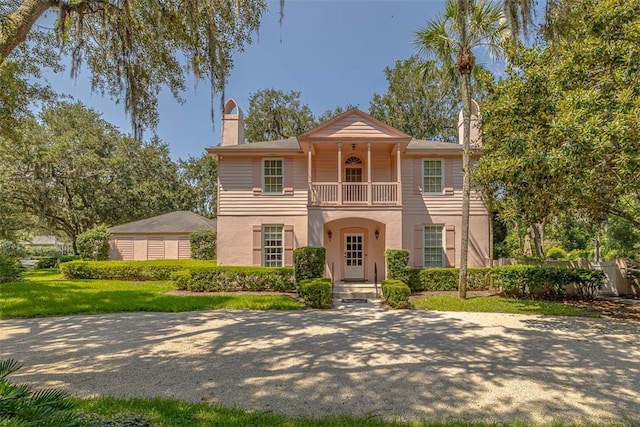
[310,182,399,206]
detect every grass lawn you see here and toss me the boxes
[74,396,547,427]
[0,269,303,318]
[411,295,597,317]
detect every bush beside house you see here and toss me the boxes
[293,246,326,284]
[76,225,110,261]
[298,278,332,308]
[172,266,295,292]
[190,229,216,260]
[381,279,411,308]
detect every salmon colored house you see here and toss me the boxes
[207,99,489,283]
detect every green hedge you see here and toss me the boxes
[293,246,326,284]
[190,229,216,260]
[60,259,217,281]
[298,278,332,308]
[492,265,605,300]
[381,279,411,308]
[407,268,492,292]
[173,266,295,292]
[385,249,410,282]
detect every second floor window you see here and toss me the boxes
[263,159,283,194]
[423,159,443,194]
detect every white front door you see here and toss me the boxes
[344,233,365,280]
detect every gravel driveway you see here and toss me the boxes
[1,305,639,425]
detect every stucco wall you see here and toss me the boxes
[216,215,308,266]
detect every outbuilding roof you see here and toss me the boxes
[109,211,216,234]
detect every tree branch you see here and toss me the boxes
[0,0,54,64]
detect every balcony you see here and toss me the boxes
[310,182,399,206]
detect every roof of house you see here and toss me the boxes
[207,137,301,153]
[109,211,217,234]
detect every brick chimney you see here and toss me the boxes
[457,99,481,146]
[221,98,245,146]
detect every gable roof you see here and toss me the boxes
[109,211,216,234]
[298,109,411,142]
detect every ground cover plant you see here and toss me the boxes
[0,270,302,318]
[411,295,596,317]
[74,395,584,427]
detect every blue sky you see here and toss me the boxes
[43,0,454,160]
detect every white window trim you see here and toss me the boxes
[422,158,444,195]
[262,224,284,267]
[423,224,445,268]
[262,158,284,195]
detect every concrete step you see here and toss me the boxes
[332,283,380,300]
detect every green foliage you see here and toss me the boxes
[0,255,23,283]
[175,266,295,292]
[384,249,410,282]
[189,229,216,260]
[568,249,591,260]
[1,269,302,318]
[0,359,81,426]
[76,225,110,261]
[412,295,596,317]
[408,268,492,292]
[0,239,24,258]
[604,213,640,261]
[77,412,152,427]
[572,269,606,301]
[545,247,568,260]
[61,259,217,281]
[58,255,81,264]
[244,89,316,141]
[492,265,603,300]
[297,278,332,308]
[178,155,218,219]
[1,0,265,137]
[293,246,326,284]
[369,56,460,142]
[36,256,58,269]
[381,279,411,308]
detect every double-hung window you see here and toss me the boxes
[263,159,284,194]
[422,159,443,194]
[263,225,284,267]
[423,225,444,267]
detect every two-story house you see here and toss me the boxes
[207,98,489,283]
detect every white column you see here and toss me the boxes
[367,142,372,205]
[337,142,342,204]
[396,142,402,205]
[307,143,312,204]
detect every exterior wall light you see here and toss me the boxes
[375,229,380,240]
[327,230,332,241]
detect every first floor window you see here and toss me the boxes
[263,159,283,194]
[263,225,284,267]
[423,225,444,267]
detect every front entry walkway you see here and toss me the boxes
[1,311,639,425]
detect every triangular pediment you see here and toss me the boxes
[299,109,411,141]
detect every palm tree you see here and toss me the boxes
[415,0,510,299]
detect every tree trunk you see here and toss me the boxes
[0,0,54,64]
[531,221,545,258]
[458,68,472,300]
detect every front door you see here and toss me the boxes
[344,233,365,280]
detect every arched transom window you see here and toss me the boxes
[344,155,363,182]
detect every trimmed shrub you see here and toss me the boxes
[0,256,23,283]
[60,259,217,280]
[169,269,191,289]
[381,279,411,308]
[572,269,606,300]
[190,229,216,260]
[492,265,601,300]
[298,278,332,308]
[76,225,110,261]
[409,268,492,292]
[35,257,58,269]
[58,255,81,264]
[546,247,568,260]
[385,249,410,282]
[293,246,326,284]
[175,266,295,292]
